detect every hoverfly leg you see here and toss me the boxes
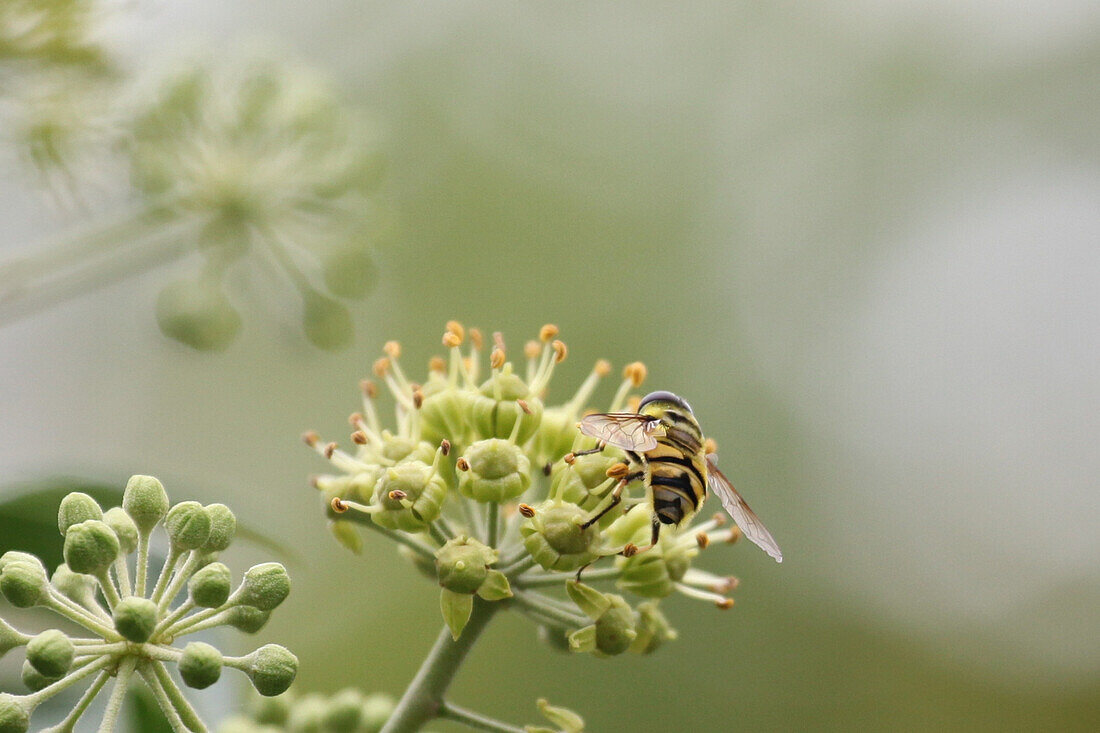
[580,478,627,529]
[651,517,661,547]
[569,441,607,458]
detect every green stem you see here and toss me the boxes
[154,598,194,638]
[26,655,114,706]
[510,592,587,629]
[428,521,451,547]
[44,595,119,639]
[439,702,525,733]
[380,600,498,733]
[95,569,121,609]
[516,566,620,588]
[114,555,133,598]
[145,660,208,732]
[98,656,137,732]
[158,551,200,613]
[137,663,193,733]
[486,503,500,548]
[150,548,182,605]
[499,554,538,577]
[329,511,439,561]
[42,669,110,733]
[135,532,151,597]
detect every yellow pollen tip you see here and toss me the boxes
[372,357,390,377]
[564,453,576,465]
[331,497,349,513]
[539,324,559,342]
[383,341,401,358]
[606,463,629,479]
[594,359,611,377]
[445,320,465,342]
[490,348,505,369]
[696,532,710,549]
[324,442,337,459]
[518,503,536,518]
[360,380,378,399]
[413,390,424,409]
[621,543,639,557]
[552,340,567,363]
[456,457,470,471]
[469,328,484,350]
[623,361,647,387]
[351,431,368,445]
[711,513,727,526]
[524,340,540,359]
[428,356,446,373]
[348,412,363,426]
[388,489,407,501]
[463,356,475,373]
[302,431,320,447]
[440,439,451,456]
[442,332,462,348]
[716,598,735,610]
[726,526,742,544]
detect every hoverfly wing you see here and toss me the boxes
[705,455,783,562]
[578,413,660,452]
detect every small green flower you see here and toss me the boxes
[0,476,296,731]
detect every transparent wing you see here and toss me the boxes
[705,455,783,562]
[578,413,660,451]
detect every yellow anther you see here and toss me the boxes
[383,340,401,358]
[623,361,647,387]
[552,340,567,363]
[372,357,390,377]
[445,320,465,342]
[469,328,484,350]
[594,359,611,377]
[490,348,505,370]
[524,340,541,360]
[428,356,446,373]
[539,324,559,343]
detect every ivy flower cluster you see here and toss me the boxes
[0,476,297,732]
[304,322,746,732]
[132,57,383,351]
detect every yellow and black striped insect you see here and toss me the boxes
[577,390,782,562]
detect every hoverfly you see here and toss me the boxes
[577,390,782,562]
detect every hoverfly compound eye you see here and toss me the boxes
[638,390,692,414]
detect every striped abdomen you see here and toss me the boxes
[643,412,707,526]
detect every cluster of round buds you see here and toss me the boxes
[0,475,296,732]
[218,688,397,733]
[305,322,750,665]
[124,55,383,351]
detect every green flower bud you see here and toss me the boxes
[63,520,119,575]
[302,291,352,351]
[419,389,473,448]
[323,688,364,732]
[57,492,103,535]
[630,601,677,654]
[457,439,531,503]
[247,644,299,696]
[370,462,447,533]
[227,605,271,634]
[239,563,290,611]
[165,501,212,551]
[50,564,95,606]
[286,692,326,732]
[471,368,543,443]
[156,275,242,352]
[112,596,158,643]
[123,475,170,532]
[378,435,437,466]
[520,501,602,572]
[434,537,497,594]
[531,407,581,467]
[202,503,237,552]
[550,453,622,510]
[0,553,41,576]
[102,507,139,554]
[21,659,53,692]
[0,693,30,733]
[189,562,232,608]
[0,619,29,660]
[179,641,222,689]
[359,693,395,733]
[614,540,693,599]
[535,698,585,733]
[592,595,636,656]
[0,561,49,608]
[26,629,74,679]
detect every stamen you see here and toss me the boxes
[456,457,470,471]
[552,340,567,363]
[302,431,320,447]
[373,357,390,377]
[443,332,462,349]
[383,341,401,359]
[524,340,541,360]
[621,543,639,557]
[726,526,742,544]
[490,348,505,369]
[674,582,733,608]
[594,359,611,377]
[539,324,559,343]
[696,532,709,549]
[428,356,446,373]
[564,359,610,415]
[518,503,535,518]
[388,489,407,501]
[516,399,532,415]
[446,320,465,343]
[440,439,451,456]
[469,328,483,350]
[605,463,629,479]
[623,361,647,387]
[330,497,378,515]
[351,431,368,445]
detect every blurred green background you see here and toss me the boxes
[1,1,1097,730]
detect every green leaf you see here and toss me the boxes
[0,478,123,570]
[440,589,474,641]
[565,581,609,620]
[536,698,585,732]
[476,570,512,601]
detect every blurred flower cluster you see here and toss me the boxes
[306,322,744,658]
[0,1,385,351]
[0,475,296,732]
